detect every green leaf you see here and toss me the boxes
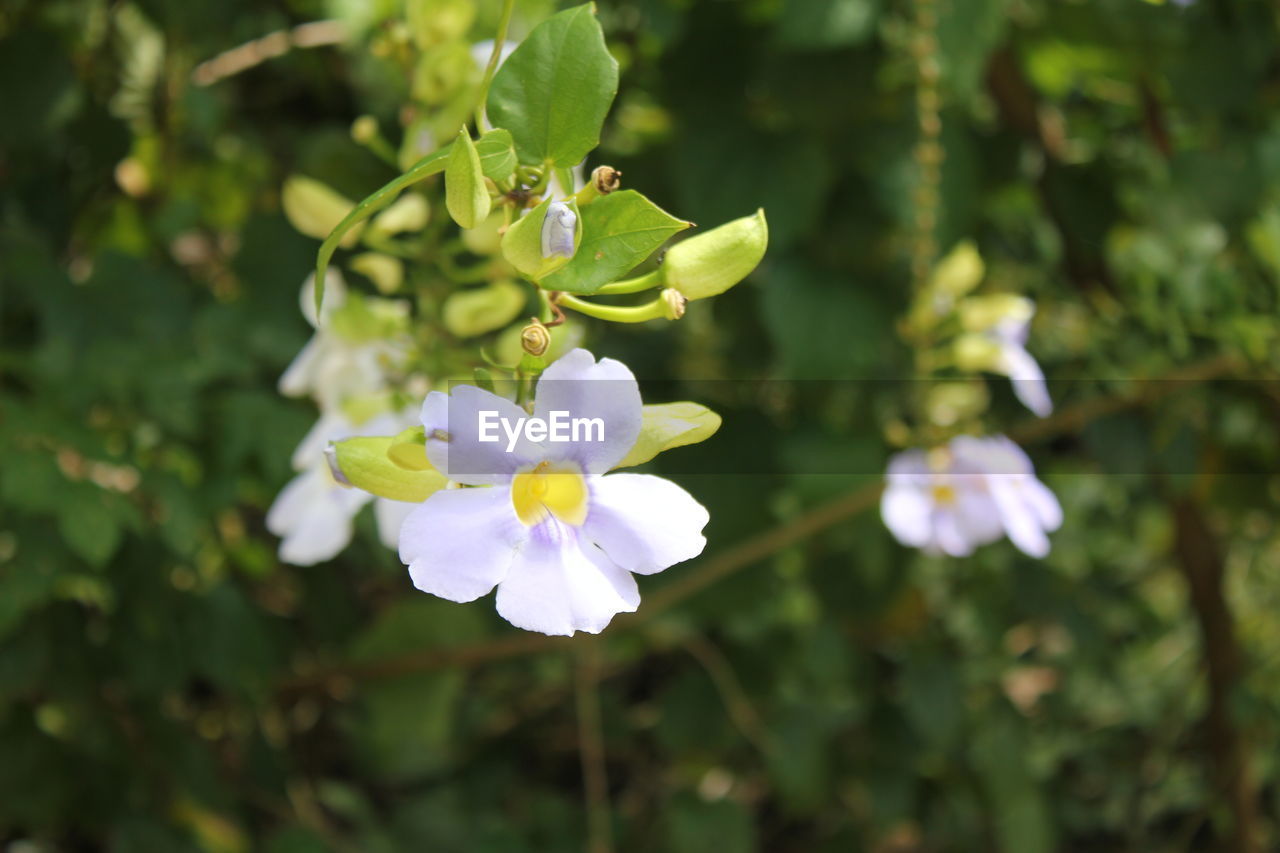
[475,128,518,182]
[615,402,721,469]
[500,196,580,280]
[313,146,451,314]
[542,190,690,294]
[486,3,619,166]
[329,434,447,503]
[445,130,490,229]
[58,489,123,567]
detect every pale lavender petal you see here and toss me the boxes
[399,487,523,602]
[582,473,708,575]
[952,487,1005,546]
[533,349,642,473]
[933,508,975,557]
[495,523,639,636]
[421,386,537,485]
[881,481,934,549]
[988,477,1051,558]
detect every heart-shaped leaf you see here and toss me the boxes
[542,190,690,294]
[486,4,619,166]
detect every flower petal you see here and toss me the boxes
[374,498,417,550]
[933,508,976,557]
[279,337,321,398]
[421,386,537,485]
[582,473,708,575]
[399,486,523,602]
[881,481,934,548]
[987,477,1052,558]
[495,523,639,636]
[1000,344,1053,418]
[291,411,349,471]
[533,349,642,474]
[267,466,370,565]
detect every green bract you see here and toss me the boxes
[328,432,447,503]
[662,209,769,300]
[283,176,362,247]
[542,190,690,295]
[615,402,722,469]
[445,130,490,229]
[486,4,619,167]
[500,196,581,280]
[442,280,527,338]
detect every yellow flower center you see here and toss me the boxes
[931,484,957,505]
[510,460,589,527]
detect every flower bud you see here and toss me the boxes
[442,280,526,338]
[371,193,429,235]
[661,288,687,320]
[350,253,404,294]
[520,319,551,356]
[541,201,577,259]
[662,209,767,300]
[281,175,361,247]
[591,165,622,195]
[350,115,378,145]
[928,241,984,297]
[958,294,1034,333]
[925,381,989,428]
[952,334,1004,372]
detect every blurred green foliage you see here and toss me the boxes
[3,0,1280,850]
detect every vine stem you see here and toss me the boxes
[575,642,614,853]
[474,0,517,131]
[275,352,1245,695]
[595,269,663,295]
[557,292,668,323]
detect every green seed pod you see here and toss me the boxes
[662,209,767,300]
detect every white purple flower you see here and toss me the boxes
[881,434,1061,558]
[398,349,709,636]
[278,271,410,412]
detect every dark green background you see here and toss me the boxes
[3,0,1280,850]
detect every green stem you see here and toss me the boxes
[474,0,517,131]
[594,269,663,296]
[558,293,668,324]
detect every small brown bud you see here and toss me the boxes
[591,165,622,195]
[520,318,551,356]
